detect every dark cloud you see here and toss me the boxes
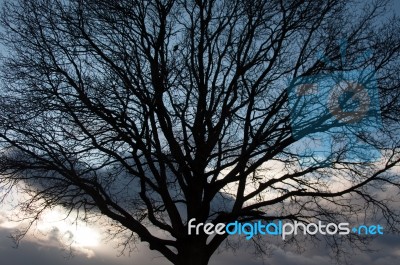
[210,233,400,265]
[0,224,172,265]
[0,228,112,265]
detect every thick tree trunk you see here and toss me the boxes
[175,253,210,265]
[175,238,211,265]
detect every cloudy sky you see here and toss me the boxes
[1,209,400,265]
[1,1,400,265]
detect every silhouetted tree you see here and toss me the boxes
[1,0,400,264]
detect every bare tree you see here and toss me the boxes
[0,0,400,264]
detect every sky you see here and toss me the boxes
[0,1,400,265]
[1,212,400,265]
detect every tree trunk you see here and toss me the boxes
[175,238,210,265]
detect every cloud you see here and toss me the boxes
[0,215,400,265]
[0,227,105,265]
[1,187,400,265]
[209,233,400,265]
